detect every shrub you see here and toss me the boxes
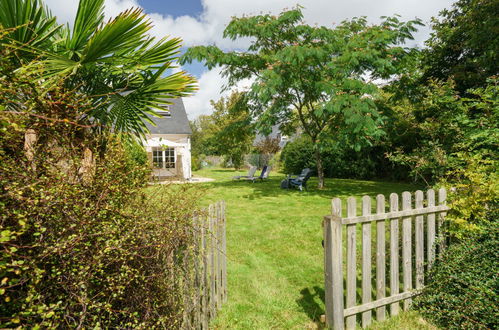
[0,72,199,328]
[280,136,385,179]
[280,136,316,174]
[414,223,499,329]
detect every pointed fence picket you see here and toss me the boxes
[182,201,227,329]
[323,189,449,329]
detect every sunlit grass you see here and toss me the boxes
[186,167,433,329]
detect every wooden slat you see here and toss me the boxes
[209,204,217,319]
[415,191,424,289]
[438,188,447,251]
[216,202,223,310]
[223,200,227,303]
[426,189,436,268]
[324,198,345,330]
[389,193,400,316]
[375,194,386,322]
[340,205,449,225]
[201,210,209,329]
[346,197,357,329]
[402,192,412,310]
[193,215,201,328]
[361,196,372,327]
[344,291,417,317]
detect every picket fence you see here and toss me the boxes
[182,201,227,329]
[323,188,449,329]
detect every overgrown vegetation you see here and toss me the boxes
[0,81,199,328]
[0,0,199,327]
[414,224,499,329]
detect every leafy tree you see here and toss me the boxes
[209,91,255,169]
[189,115,218,157]
[181,7,422,188]
[422,0,499,94]
[0,0,196,137]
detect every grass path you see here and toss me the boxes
[191,168,434,329]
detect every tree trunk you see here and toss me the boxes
[314,147,325,189]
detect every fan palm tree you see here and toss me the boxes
[0,0,196,137]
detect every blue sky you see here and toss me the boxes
[140,0,203,19]
[45,0,456,118]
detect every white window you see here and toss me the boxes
[152,147,175,169]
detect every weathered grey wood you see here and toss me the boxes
[438,188,447,251]
[415,191,424,289]
[201,211,209,329]
[389,193,400,316]
[427,190,436,269]
[324,198,344,330]
[361,196,372,327]
[344,291,417,317]
[191,215,199,328]
[346,197,357,329]
[209,205,217,319]
[402,192,412,310]
[223,201,228,307]
[217,202,223,310]
[340,205,449,225]
[375,194,386,322]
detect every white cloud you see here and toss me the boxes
[43,0,455,119]
[183,67,254,119]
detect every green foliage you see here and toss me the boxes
[442,154,498,237]
[382,76,498,185]
[124,139,149,166]
[414,223,499,329]
[0,47,199,328]
[280,136,388,179]
[190,92,255,170]
[181,7,422,187]
[423,0,499,94]
[280,136,316,175]
[0,0,196,137]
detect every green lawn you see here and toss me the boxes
[189,167,434,329]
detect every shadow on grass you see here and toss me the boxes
[297,286,326,325]
[198,174,419,201]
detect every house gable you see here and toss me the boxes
[145,98,192,135]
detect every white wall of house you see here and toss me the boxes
[144,133,192,180]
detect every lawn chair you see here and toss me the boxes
[245,165,270,183]
[288,168,313,191]
[232,166,257,180]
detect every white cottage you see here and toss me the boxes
[144,98,192,180]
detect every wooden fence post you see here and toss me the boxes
[361,196,372,327]
[427,189,436,269]
[401,192,412,310]
[216,202,223,310]
[201,211,209,329]
[415,191,424,289]
[209,204,217,319]
[375,194,386,321]
[438,188,447,251]
[221,200,227,303]
[324,198,345,330]
[389,193,400,316]
[346,197,357,329]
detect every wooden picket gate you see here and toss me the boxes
[182,201,227,329]
[323,188,449,329]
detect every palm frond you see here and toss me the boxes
[0,0,61,49]
[66,0,105,57]
[81,7,151,64]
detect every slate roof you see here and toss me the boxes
[145,98,192,135]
